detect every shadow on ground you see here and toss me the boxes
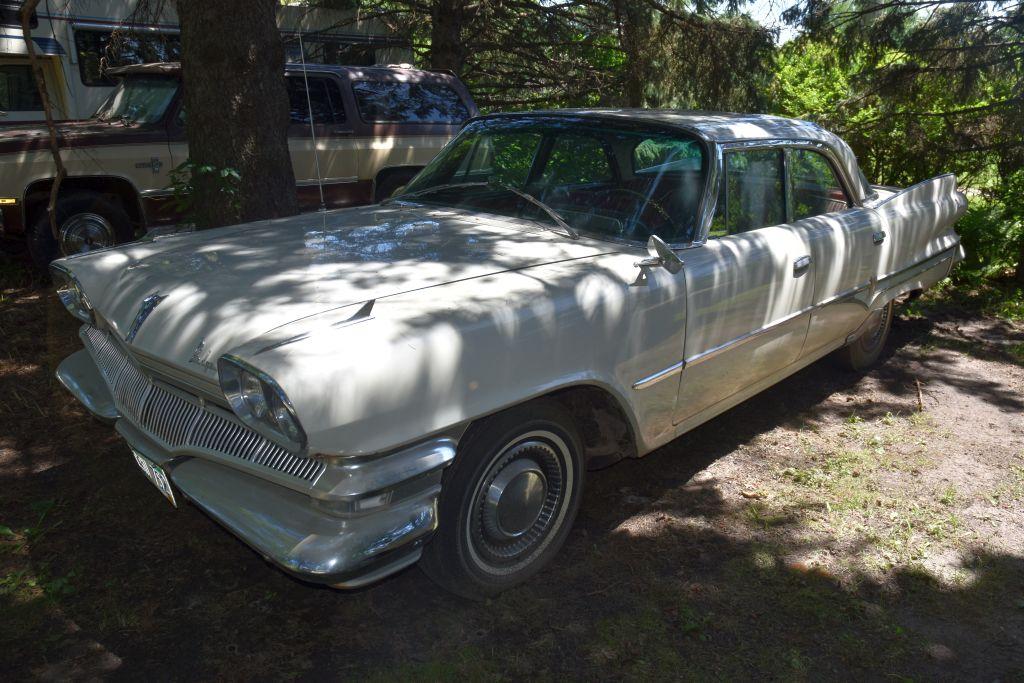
[1,259,1022,680]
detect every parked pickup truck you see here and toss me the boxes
[0,62,477,266]
[52,110,966,598]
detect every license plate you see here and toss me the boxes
[132,451,177,507]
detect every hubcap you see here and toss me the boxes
[860,304,889,350]
[466,431,573,574]
[59,212,115,255]
[483,459,548,540]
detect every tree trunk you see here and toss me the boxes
[613,0,649,108]
[430,0,466,73]
[174,0,297,228]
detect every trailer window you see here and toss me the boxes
[74,29,181,87]
[0,2,35,28]
[0,64,42,111]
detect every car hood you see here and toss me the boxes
[0,119,154,154]
[63,204,613,378]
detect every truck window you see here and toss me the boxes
[74,29,181,87]
[286,75,346,125]
[352,81,470,124]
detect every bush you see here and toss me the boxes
[955,197,1024,283]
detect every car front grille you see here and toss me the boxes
[82,326,325,483]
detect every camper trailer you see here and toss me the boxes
[0,0,411,122]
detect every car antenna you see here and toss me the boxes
[297,31,326,212]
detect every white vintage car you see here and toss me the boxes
[52,111,966,597]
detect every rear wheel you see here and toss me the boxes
[839,300,894,371]
[26,192,134,270]
[419,400,585,599]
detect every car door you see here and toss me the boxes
[786,146,883,356]
[672,146,815,427]
[285,73,365,210]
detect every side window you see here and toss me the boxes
[540,135,613,186]
[287,76,346,125]
[632,138,701,173]
[352,80,470,124]
[789,149,850,220]
[710,149,785,237]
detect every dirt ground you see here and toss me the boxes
[2,257,1023,681]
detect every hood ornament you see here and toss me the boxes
[125,292,166,343]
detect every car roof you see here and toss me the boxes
[475,108,869,203]
[479,108,835,145]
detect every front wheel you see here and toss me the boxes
[26,192,134,270]
[419,400,585,599]
[838,300,895,371]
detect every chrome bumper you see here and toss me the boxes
[56,346,455,588]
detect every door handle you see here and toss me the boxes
[793,255,812,275]
[872,230,887,245]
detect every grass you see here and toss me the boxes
[762,411,969,575]
[914,276,1024,323]
[987,462,1024,506]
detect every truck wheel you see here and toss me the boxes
[420,400,585,600]
[839,301,894,371]
[27,192,133,269]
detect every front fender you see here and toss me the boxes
[229,253,687,457]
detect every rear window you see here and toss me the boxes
[352,80,470,124]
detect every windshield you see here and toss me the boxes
[92,75,178,125]
[398,116,708,243]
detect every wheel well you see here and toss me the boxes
[373,166,421,201]
[548,385,638,469]
[24,177,144,232]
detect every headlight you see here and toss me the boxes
[50,264,94,324]
[217,355,307,451]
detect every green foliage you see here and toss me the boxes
[773,1,1024,281]
[955,196,1024,282]
[168,160,242,228]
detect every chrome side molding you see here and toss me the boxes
[632,361,685,390]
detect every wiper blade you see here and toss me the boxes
[387,180,578,240]
[489,181,579,240]
[383,181,490,204]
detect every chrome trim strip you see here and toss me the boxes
[875,245,958,291]
[81,326,325,484]
[139,188,176,199]
[296,175,359,187]
[631,361,685,390]
[679,246,959,372]
[686,306,812,368]
[815,280,872,308]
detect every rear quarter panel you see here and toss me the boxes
[869,173,966,286]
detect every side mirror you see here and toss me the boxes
[634,235,683,274]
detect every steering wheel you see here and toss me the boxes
[590,187,679,239]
